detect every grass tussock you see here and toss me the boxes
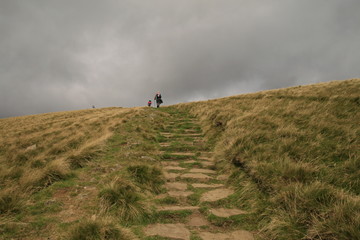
[0,190,24,215]
[127,164,164,193]
[68,219,136,240]
[174,79,360,239]
[98,178,150,223]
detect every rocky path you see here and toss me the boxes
[142,110,254,240]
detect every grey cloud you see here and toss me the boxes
[1,0,359,118]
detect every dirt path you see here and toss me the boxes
[142,110,254,240]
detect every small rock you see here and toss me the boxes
[25,144,37,151]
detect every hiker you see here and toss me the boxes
[154,91,163,108]
[147,100,152,107]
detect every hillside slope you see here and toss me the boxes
[0,79,359,240]
[174,79,360,239]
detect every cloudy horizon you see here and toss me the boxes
[1,0,359,118]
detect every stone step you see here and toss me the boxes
[164,166,187,171]
[165,182,188,191]
[164,172,180,181]
[200,188,234,202]
[189,168,216,174]
[144,223,190,240]
[210,208,247,218]
[198,230,254,240]
[180,173,213,181]
[192,183,224,189]
[157,206,200,211]
[161,161,180,166]
[168,191,193,197]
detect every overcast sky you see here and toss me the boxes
[1,0,359,118]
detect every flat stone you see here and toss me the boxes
[25,144,37,151]
[179,133,202,137]
[144,223,190,240]
[198,156,212,160]
[181,173,212,180]
[189,168,216,174]
[187,212,209,227]
[199,161,214,167]
[165,166,187,171]
[141,156,156,161]
[216,175,229,181]
[161,161,180,166]
[192,183,224,188]
[164,172,180,181]
[210,208,247,218]
[160,132,173,136]
[198,230,254,240]
[200,188,234,202]
[183,160,197,164]
[168,191,193,197]
[165,182,188,191]
[170,152,196,156]
[160,142,171,147]
[158,206,200,211]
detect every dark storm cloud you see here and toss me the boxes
[1,0,359,118]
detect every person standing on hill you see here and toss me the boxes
[154,91,163,108]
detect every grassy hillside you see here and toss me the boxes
[174,79,360,239]
[0,107,171,239]
[0,79,359,239]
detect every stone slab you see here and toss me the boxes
[192,183,224,189]
[168,191,193,197]
[164,172,180,181]
[200,188,234,202]
[187,212,209,227]
[171,152,196,156]
[210,208,247,218]
[144,223,190,240]
[199,161,214,167]
[158,206,200,211]
[189,168,216,174]
[181,173,212,180]
[198,230,254,240]
[165,182,188,191]
[165,166,187,171]
[161,161,180,166]
[216,175,229,181]
[183,160,197,164]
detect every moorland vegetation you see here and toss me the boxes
[0,79,358,239]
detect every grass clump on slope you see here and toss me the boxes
[174,79,360,239]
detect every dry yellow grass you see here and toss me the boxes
[174,78,360,239]
[0,107,137,208]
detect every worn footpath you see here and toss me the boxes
[141,109,254,240]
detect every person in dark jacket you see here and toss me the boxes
[154,91,163,108]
